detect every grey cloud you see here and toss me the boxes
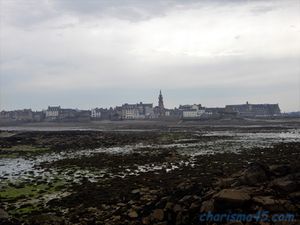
[51,0,203,22]
[0,0,299,111]
[1,0,283,28]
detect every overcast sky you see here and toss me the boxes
[0,0,299,112]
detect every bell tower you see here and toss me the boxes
[158,90,164,109]
[158,90,165,117]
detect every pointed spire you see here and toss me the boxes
[158,90,164,109]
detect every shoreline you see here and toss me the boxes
[1,117,300,132]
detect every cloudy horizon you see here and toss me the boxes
[0,0,299,112]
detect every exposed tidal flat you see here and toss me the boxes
[0,120,300,224]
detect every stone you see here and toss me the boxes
[269,164,291,177]
[173,204,182,213]
[253,196,276,206]
[152,209,164,221]
[240,163,269,185]
[164,202,174,210]
[213,189,251,207]
[117,202,126,207]
[142,216,150,224]
[0,209,8,219]
[128,200,135,205]
[179,195,192,203]
[156,222,168,225]
[131,189,140,194]
[190,202,200,209]
[128,210,138,218]
[289,191,300,200]
[272,178,298,192]
[112,215,121,221]
[253,196,293,212]
[217,178,237,188]
[200,200,214,212]
[202,190,215,201]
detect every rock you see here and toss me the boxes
[0,208,8,219]
[269,164,291,177]
[128,210,138,218]
[117,202,126,207]
[272,177,298,192]
[131,189,140,194]
[156,222,168,225]
[213,189,251,208]
[253,196,276,206]
[128,200,135,205]
[27,213,63,225]
[177,181,193,191]
[200,200,214,212]
[173,204,182,213]
[152,209,164,221]
[142,216,150,224]
[179,195,192,203]
[253,196,294,212]
[217,178,237,188]
[164,202,174,210]
[240,163,269,185]
[289,191,300,200]
[202,190,215,201]
[112,215,121,221]
[190,202,200,209]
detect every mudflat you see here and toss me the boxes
[0,120,299,224]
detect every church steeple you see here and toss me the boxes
[158,90,164,109]
[158,90,165,117]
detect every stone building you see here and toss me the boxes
[179,104,205,119]
[225,102,281,117]
[45,106,61,120]
[121,102,153,119]
[91,108,102,119]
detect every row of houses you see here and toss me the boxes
[0,91,282,122]
[0,106,91,122]
[177,102,281,119]
[90,102,281,121]
[0,102,282,122]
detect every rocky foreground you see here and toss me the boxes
[0,141,299,225]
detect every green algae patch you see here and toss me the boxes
[0,153,19,158]
[0,145,50,158]
[12,204,41,216]
[0,184,49,200]
[0,181,66,201]
[1,145,50,153]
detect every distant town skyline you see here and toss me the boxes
[0,0,299,112]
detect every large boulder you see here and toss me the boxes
[271,177,298,193]
[253,196,296,212]
[269,164,291,177]
[240,162,269,186]
[213,189,251,209]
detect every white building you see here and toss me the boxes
[121,102,154,119]
[91,108,102,119]
[45,106,60,119]
[181,104,205,119]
